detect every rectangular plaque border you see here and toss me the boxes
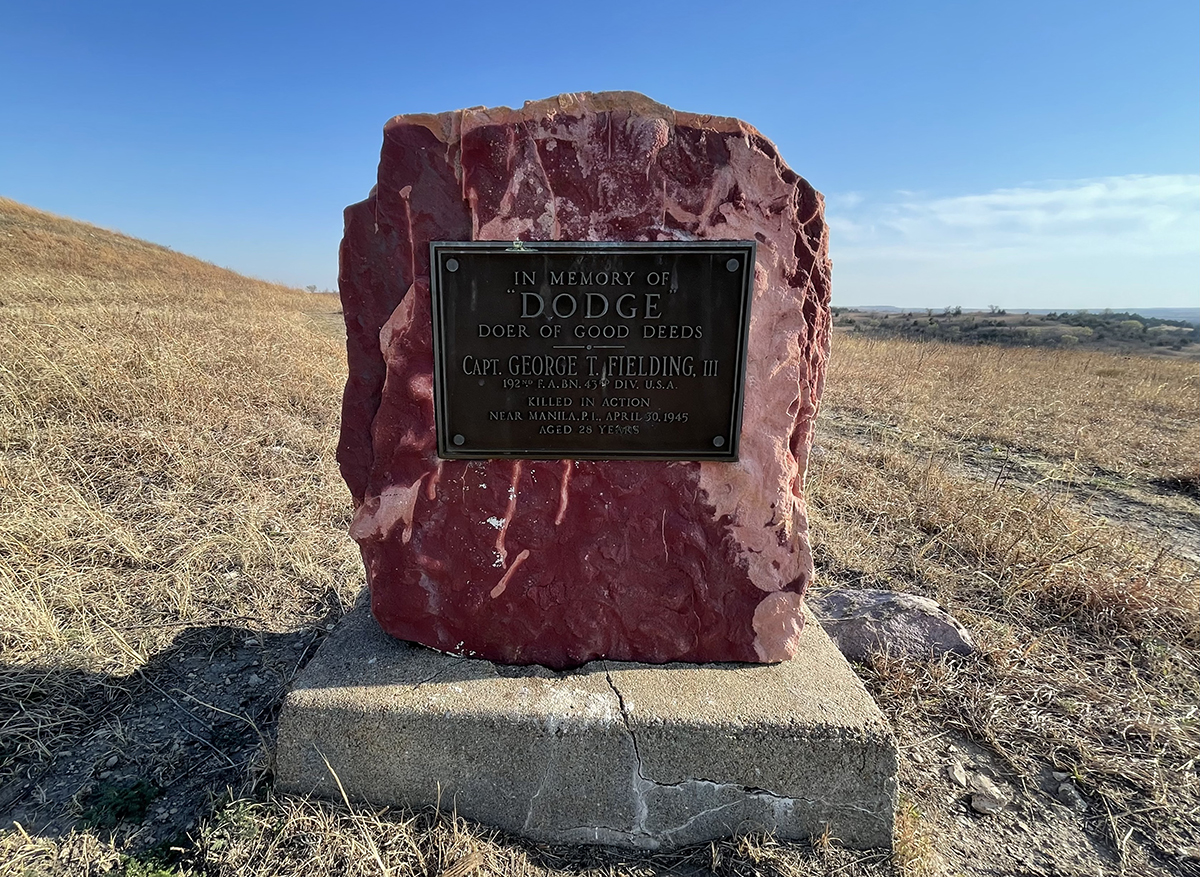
[428,240,756,462]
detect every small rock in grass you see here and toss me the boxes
[808,588,976,662]
[1056,782,1087,812]
[969,774,1010,816]
[948,761,969,788]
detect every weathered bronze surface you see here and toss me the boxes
[430,241,755,460]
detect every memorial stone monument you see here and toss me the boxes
[277,92,897,849]
[338,91,830,668]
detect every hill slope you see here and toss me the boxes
[0,196,357,666]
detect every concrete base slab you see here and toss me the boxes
[275,600,898,850]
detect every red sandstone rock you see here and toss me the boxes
[338,92,832,668]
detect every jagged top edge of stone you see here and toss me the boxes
[383,90,770,145]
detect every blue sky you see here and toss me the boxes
[2,0,1196,309]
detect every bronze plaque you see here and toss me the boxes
[429,241,755,460]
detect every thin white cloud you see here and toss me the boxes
[824,175,1200,309]
[827,174,1200,259]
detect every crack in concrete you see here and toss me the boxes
[523,754,555,832]
[605,670,651,833]
[602,670,846,845]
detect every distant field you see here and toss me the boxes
[835,306,1200,359]
[845,305,1200,326]
[0,198,1197,876]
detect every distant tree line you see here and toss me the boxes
[1043,311,1197,348]
[831,307,1197,351]
[1044,310,1197,332]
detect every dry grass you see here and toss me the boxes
[826,335,1198,480]
[0,198,361,828]
[0,794,889,877]
[811,336,1200,869]
[181,796,887,877]
[890,797,940,877]
[1,197,1198,875]
[808,426,1198,641]
[0,196,360,678]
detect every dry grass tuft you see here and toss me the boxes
[0,825,124,877]
[891,797,941,877]
[0,667,109,773]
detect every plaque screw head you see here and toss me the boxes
[446,258,459,272]
[725,258,739,272]
[453,434,465,446]
[712,436,726,447]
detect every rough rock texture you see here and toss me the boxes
[807,588,977,662]
[338,92,832,668]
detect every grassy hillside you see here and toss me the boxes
[0,197,357,669]
[0,198,1197,876]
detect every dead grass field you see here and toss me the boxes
[0,197,358,669]
[811,337,1198,875]
[1,198,1197,876]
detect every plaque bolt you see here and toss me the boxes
[725,259,738,272]
[453,434,466,446]
[712,436,726,447]
[446,258,459,272]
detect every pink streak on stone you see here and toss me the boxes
[494,461,523,568]
[426,460,443,501]
[338,92,832,668]
[490,548,531,599]
[348,477,425,544]
[555,461,572,527]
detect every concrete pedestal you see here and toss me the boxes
[275,601,898,850]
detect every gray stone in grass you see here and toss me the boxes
[969,774,1010,816]
[807,588,976,662]
[1056,782,1087,812]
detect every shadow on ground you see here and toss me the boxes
[0,602,343,853]
[2,602,896,877]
